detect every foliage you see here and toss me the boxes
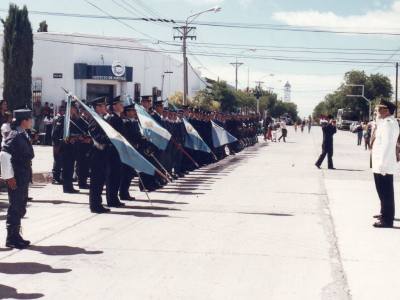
[191,80,299,119]
[2,4,33,110]
[312,70,393,120]
[37,20,48,32]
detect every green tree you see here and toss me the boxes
[2,4,33,110]
[37,20,48,32]
[313,70,393,120]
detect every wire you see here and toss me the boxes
[33,36,396,66]
[5,8,400,36]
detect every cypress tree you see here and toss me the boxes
[1,4,34,110]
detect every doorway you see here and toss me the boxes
[86,84,115,101]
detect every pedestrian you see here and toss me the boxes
[43,113,53,146]
[278,120,287,142]
[363,121,371,150]
[315,115,337,169]
[371,100,399,228]
[301,120,305,133]
[294,122,298,133]
[308,117,312,133]
[0,109,34,249]
[355,122,363,146]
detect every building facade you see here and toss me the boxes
[0,32,205,108]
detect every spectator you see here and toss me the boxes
[278,119,287,142]
[1,112,12,148]
[363,121,372,150]
[43,113,54,145]
[355,122,363,146]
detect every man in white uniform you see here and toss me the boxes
[371,100,399,228]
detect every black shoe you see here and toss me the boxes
[315,163,321,169]
[79,184,90,189]
[373,214,382,219]
[119,195,135,201]
[63,188,80,194]
[6,226,30,249]
[373,221,393,228]
[90,206,111,214]
[52,180,62,185]
[107,201,125,208]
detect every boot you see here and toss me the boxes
[6,225,29,249]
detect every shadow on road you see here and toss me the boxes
[134,199,188,205]
[0,284,44,299]
[238,212,294,217]
[28,245,103,256]
[0,262,71,274]
[28,200,84,205]
[123,205,180,211]
[109,211,169,218]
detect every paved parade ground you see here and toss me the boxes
[0,127,399,300]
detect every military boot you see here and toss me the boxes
[6,225,29,249]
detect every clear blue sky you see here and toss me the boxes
[1,0,399,116]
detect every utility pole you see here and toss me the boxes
[230,58,243,91]
[396,62,398,118]
[254,81,264,114]
[174,26,196,106]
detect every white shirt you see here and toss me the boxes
[372,116,400,175]
[0,151,14,179]
[280,121,287,129]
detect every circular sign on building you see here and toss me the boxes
[111,61,126,77]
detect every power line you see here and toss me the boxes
[5,8,400,37]
[32,36,396,66]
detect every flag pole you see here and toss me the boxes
[150,154,173,182]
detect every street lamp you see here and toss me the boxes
[161,71,173,103]
[175,6,222,106]
[346,84,372,120]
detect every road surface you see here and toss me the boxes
[0,127,399,300]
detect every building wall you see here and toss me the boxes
[0,32,205,105]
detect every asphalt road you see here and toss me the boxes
[0,127,398,300]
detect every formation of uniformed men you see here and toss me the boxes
[51,95,260,214]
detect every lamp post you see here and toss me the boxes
[161,71,173,102]
[346,84,372,120]
[174,6,222,106]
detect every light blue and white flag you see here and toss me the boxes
[211,120,238,148]
[62,89,157,176]
[183,118,211,153]
[63,96,72,139]
[135,104,172,151]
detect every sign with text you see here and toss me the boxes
[74,63,133,82]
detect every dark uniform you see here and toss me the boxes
[104,96,125,207]
[51,112,64,184]
[315,118,337,169]
[1,109,34,249]
[87,97,111,213]
[75,115,91,189]
[119,103,141,200]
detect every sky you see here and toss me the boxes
[1,0,400,117]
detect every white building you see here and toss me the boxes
[0,32,205,107]
[283,81,291,102]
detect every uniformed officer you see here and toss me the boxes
[75,108,92,189]
[88,97,111,214]
[51,106,65,184]
[104,95,125,207]
[119,101,141,200]
[0,109,34,249]
[315,115,337,169]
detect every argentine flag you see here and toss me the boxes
[135,105,172,151]
[211,120,238,148]
[183,118,211,153]
[63,89,157,176]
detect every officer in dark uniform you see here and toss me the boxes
[0,109,34,249]
[51,106,65,184]
[75,109,92,189]
[119,101,141,200]
[88,97,111,213]
[315,115,337,169]
[104,96,125,207]
[51,102,81,193]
